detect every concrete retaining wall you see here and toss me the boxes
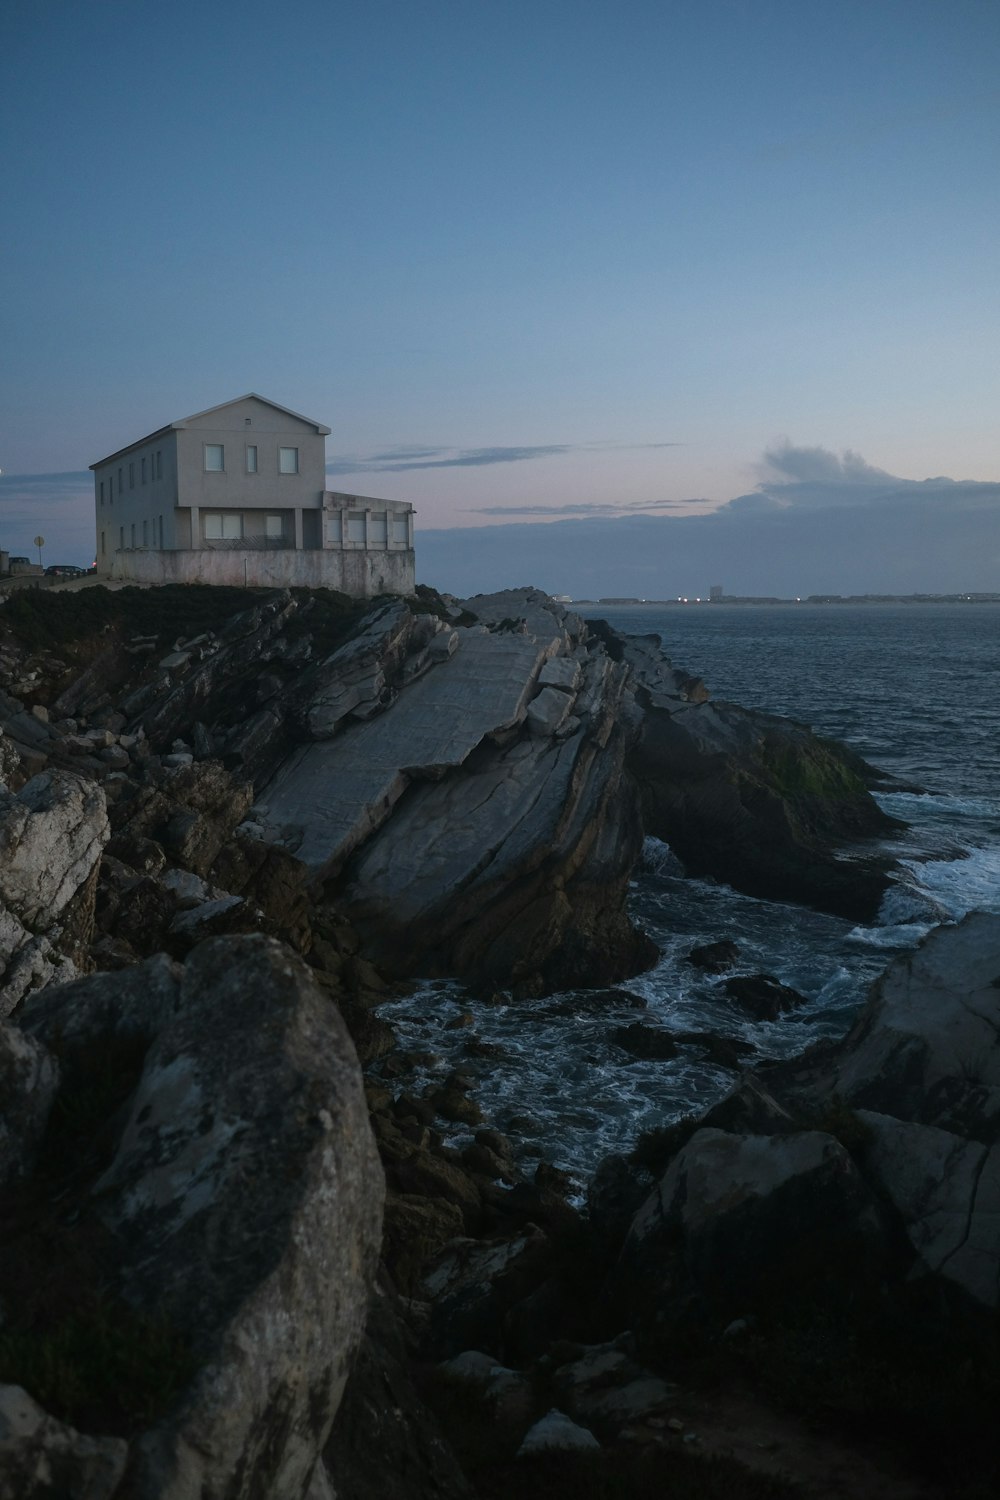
[108,548,415,596]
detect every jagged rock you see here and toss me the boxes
[551,1340,675,1433]
[0,1025,59,1188]
[626,653,898,920]
[0,771,108,928]
[381,1194,466,1295]
[325,1286,473,1500]
[616,1127,888,1325]
[687,939,740,972]
[517,1409,600,1456]
[422,1228,552,1360]
[611,1022,679,1061]
[723,973,810,1020]
[857,1111,1000,1308]
[0,1384,127,1500]
[305,599,414,738]
[18,936,383,1500]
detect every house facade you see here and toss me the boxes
[90,394,415,595]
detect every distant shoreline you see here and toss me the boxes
[571,593,1000,607]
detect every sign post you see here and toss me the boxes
[34,535,45,569]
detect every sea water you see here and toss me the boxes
[379,603,1000,1182]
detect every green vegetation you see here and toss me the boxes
[756,738,868,806]
[0,1297,197,1433]
[0,583,267,653]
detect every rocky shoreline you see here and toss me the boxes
[0,583,995,1498]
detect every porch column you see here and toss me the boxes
[294,508,304,549]
[190,504,201,549]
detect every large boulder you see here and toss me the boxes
[614,1127,888,1327]
[13,936,384,1500]
[821,911,1000,1140]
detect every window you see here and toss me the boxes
[369,513,387,543]
[203,512,242,540]
[246,444,258,473]
[391,517,409,543]
[278,446,299,474]
[141,457,147,484]
[155,450,163,480]
[118,467,123,494]
[265,514,283,539]
[99,480,104,506]
[325,514,342,543]
[204,444,225,471]
[129,461,135,488]
[158,515,163,547]
[347,514,365,543]
[130,523,136,548]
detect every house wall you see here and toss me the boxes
[175,396,326,515]
[108,546,416,596]
[94,431,180,573]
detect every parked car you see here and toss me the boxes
[44,564,88,578]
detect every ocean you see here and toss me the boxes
[379,603,1000,1181]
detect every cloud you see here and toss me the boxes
[417,446,1000,599]
[327,439,681,477]
[723,443,976,515]
[0,470,92,503]
[468,498,715,516]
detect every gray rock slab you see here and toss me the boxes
[263,627,554,876]
[0,771,109,928]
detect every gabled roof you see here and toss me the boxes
[90,393,331,469]
[176,393,331,435]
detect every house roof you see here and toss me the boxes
[89,393,331,469]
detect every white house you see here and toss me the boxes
[90,394,415,596]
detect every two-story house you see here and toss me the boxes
[90,394,415,595]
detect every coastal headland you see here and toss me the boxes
[0,583,996,1499]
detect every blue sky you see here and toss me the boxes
[2,0,998,589]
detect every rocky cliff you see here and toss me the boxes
[0,581,931,1499]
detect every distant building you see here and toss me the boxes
[90,393,415,596]
[709,584,723,602]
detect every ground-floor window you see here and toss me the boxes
[204,512,243,540]
[265,514,283,538]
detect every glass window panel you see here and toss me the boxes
[246,445,258,473]
[391,518,409,542]
[347,515,365,542]
[278,446,299,474]
[265,514,283,538]
[369,513,387,542]
[204,513,223,539]
[325,515,342,542]
[204,444,225,471]
[222,513,242,539]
